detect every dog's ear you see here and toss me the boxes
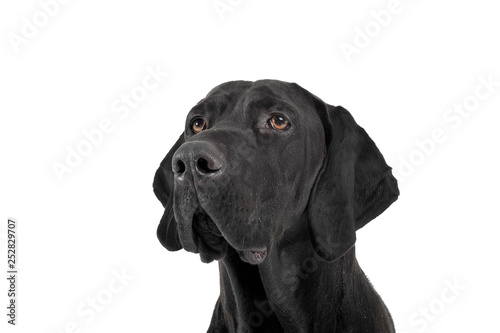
[154,134,185,251]
[307,101,399,261]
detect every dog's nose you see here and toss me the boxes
[172,141,223,178]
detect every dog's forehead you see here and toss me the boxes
[197,80,305,117]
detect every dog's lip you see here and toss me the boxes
[196,235,227,263]
[237,247,268,265]
[192,207,222,235]
[191,207,227,262]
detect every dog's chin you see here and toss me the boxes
[192,208,228,263]
[237,248,268,265]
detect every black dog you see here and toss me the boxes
[154,80,399,332]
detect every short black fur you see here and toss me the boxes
[153,80,399,332]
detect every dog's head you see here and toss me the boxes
[154,80,399,264]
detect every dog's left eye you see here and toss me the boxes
[191,117,206,133]
[268,115,290,131]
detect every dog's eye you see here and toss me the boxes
[191,117,206,133]
[268,115,290,131]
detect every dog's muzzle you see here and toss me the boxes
[172,140,269,265]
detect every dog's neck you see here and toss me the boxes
[216,218,351,332]
[214,217,394,333]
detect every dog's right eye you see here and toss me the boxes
[191,117,206,133]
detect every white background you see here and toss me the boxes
[1,0,499,332]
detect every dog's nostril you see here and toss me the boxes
[196,157,220,174]
[174,160,186,174]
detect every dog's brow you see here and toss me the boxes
[245,96,297,118]
[190,97,227,116]
[246,95,286,110]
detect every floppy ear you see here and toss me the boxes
[307,102,399,261]
[153,134,185,251]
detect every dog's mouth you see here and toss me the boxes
[193,207,222,237]
[192,208,227,263]
[191,207,268,265]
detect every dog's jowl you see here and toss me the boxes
[154,80,399,332]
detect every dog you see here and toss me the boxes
[153,80,399,332]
